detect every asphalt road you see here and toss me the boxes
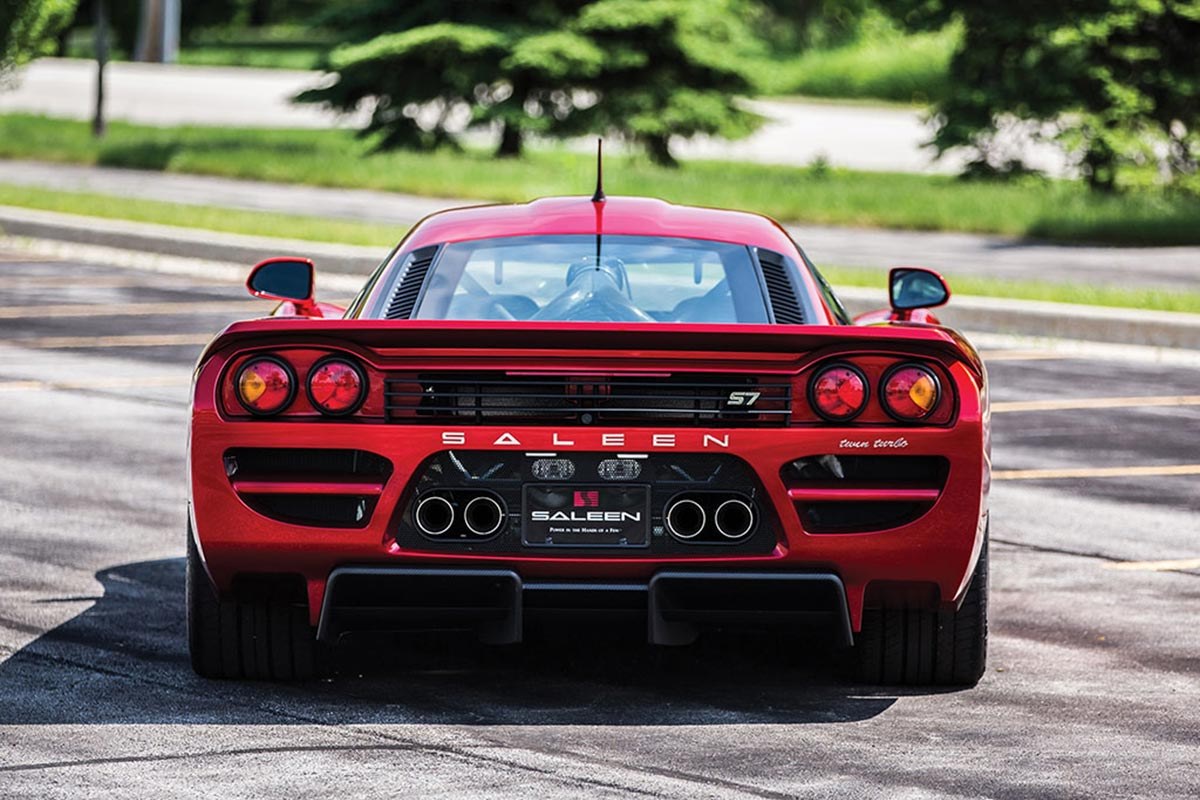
[1,246,1198,798]
[0,58,1070,176]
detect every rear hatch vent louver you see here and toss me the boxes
[757,248,806,325]
[385,372,793,427]
[385,245,440,320]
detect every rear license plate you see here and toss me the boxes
[522,484,650,547]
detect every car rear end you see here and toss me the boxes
[188,320,989,680]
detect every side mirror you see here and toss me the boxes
[247,257,319,316]
[889,267,950,315]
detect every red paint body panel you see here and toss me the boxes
[786,487,943,503]
[230,479,386,496]
[188,196,990,635]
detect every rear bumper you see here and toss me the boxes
[190,424,988,633]
[316,567,853,646]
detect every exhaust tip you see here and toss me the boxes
[665,498,706,540]
[715,498,755,539]
[415,495,454,536]
[463,495,505,537]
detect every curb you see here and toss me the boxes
[836,289,1200,351]
[0,205,385,276]
[3,205,1199,350]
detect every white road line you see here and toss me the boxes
[993,395,1200,413]
[1102,558,1200,572]
[994,465,1200,480]
[0,376,189,392]
[5,333,214,349]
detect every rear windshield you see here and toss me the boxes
[412,235,770,323]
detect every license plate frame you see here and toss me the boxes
[521,484,651,548]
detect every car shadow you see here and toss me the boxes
[0,559,949,727]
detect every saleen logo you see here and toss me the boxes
[440,431,731,448]
[530,511,643,522]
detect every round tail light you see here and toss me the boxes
[809,364,868,421]
[883,364,940,420]
[235,357,295,415]
[308,358,366,415]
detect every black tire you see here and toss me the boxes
[187,524,329,680]
[852,530,989,687]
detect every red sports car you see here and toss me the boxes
[187,194,990,685]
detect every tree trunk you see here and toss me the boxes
[495,122,524,158]
[251,0,274,27]
[644,135,678,168]
[92,0,109,139]
[1082,138,1117,192]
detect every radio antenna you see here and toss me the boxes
[591,138,606,203]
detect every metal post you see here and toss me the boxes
[135,0,180,63]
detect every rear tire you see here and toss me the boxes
[852,528,989,686]
[187,524,329,680]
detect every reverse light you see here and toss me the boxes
[308,358,366,416]
[882,364,940,421]
[809,364,868,421]
[235,357,295,415]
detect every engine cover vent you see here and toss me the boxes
[385,245,440,320]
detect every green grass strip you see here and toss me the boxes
[2,114,1200,246]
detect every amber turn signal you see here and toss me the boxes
[235,357,295,415]
[882,364,940,420]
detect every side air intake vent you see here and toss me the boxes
[385,245,439,320]
[757,248,805,325]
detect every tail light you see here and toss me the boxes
[808,364,868,421]
[882,364,940,421]
[235,357,295,415]
[308,358,366,416]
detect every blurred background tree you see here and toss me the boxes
[299,0,763,165]
[887,0,1200,193]
[2,0,78,75]
[33,0,1199,193]
[565,0,762,166]
[298,1,596,157]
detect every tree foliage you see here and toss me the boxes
[300,0,763,164]
[888,0,1200,192]
[1,0,78,75]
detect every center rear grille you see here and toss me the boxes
[384,373,792,426]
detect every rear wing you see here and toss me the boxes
[199,319,982,377]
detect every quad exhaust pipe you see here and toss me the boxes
[714,499,755,539]
[463,495,505,536]
[415,492,507,538]
[665,494,756,542]
[415,495,455,536]
[665,498,707,539]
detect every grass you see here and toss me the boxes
[821,266,1200,315]
[2,113,1200,246]
[65,24,331,71]
[177,45,326,70]
[749,25,957,105]
[0,183,403,247]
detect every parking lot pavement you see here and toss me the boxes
[0,249,1197,798]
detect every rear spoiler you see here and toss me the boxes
[199,319,982,376]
